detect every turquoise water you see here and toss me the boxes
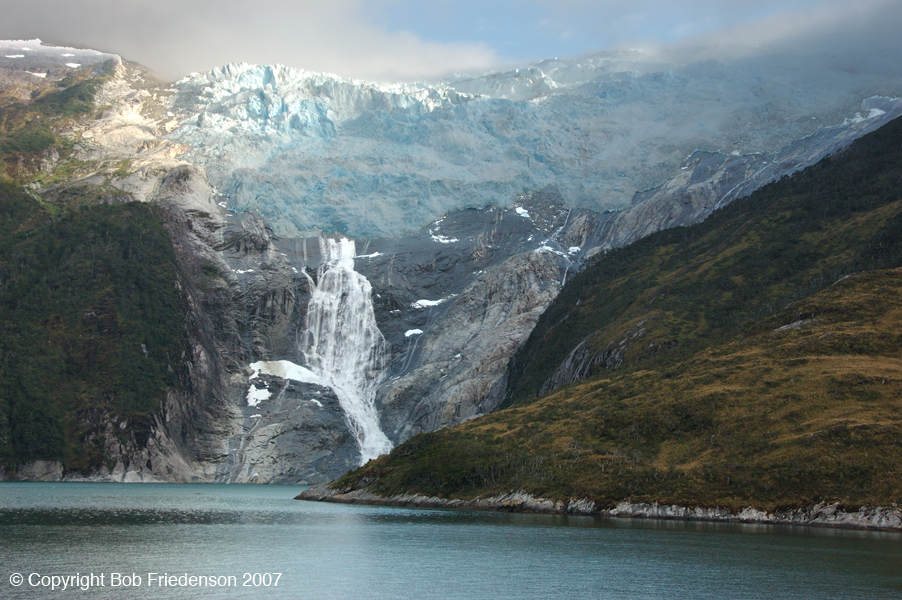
[1,483,900,599]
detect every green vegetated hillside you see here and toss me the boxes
[1,60,115,183]
[0,180,192,472]
[0,71,193,473]
[333,115,902,511]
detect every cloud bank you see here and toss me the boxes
[0,0,898,82]
[0,0,500,82]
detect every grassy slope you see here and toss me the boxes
[0,71,193,473]
[332,116,902,511]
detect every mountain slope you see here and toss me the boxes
[319,115,902,512]
[0,54,256,482]
[507,114,902,403]
[0,180,193,471]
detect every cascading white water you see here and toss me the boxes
[300,237,393,464]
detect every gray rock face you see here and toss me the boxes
[596,97,902,252]
[377,249,567,440]
[156,170,358,483]
[11,460,64,482]
[130,165,357,484]
[335,192,600,443]
[222,375,357,484]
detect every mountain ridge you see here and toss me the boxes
[2,41,901,489]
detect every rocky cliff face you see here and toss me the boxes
[352,193,600,442]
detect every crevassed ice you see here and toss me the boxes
[168,52,902,239]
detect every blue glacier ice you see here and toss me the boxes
[169,47,902,238]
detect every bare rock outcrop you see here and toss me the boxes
[378,249,567,440]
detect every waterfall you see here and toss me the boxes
[300,237,393,464]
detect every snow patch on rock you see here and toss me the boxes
[249,360,324,385]
[412,296,455,309]
[429,230,459,244]
[246,385,271,407]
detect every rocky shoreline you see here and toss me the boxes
[295,484,902,532]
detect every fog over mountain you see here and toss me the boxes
[167,28,902,237]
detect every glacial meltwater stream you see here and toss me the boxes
[1,483,900,599]
[300,237,393,463]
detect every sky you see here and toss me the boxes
[0,0,898,82]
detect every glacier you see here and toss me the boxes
[168,47,902,238]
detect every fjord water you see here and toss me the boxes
[1,484,900,599]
